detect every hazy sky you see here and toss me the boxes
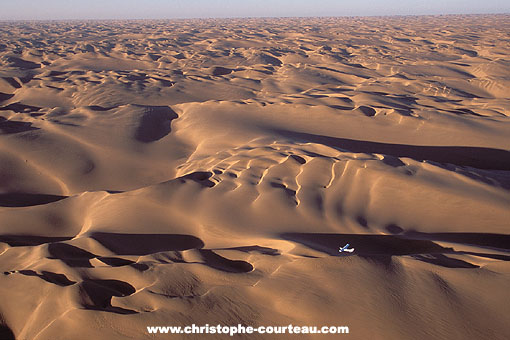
[1,0,509,20]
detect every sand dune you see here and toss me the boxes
[1,15,510,339]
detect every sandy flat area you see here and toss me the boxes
[0,14,510,339]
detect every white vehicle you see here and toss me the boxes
[339,244,354,253]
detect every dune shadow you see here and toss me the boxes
[259,53,282,66]
[134,105,178,143]
[0,235,73,247]
[447,108,485,117]
[198,249,253,273]
[0,92,14,102]
[90,232,204,255]
[281,233,449,256]
[358,106,376,117]
[382,155,406,167]
[0,193,67,207]
[329,105,354,110]
[180,171,215,188]
[410,254,478,268]
[435,164,510,191]
[80,279,137,314]
[270,182,297,201]
[217,245,281,256]
[282,232,510,268]
[385,223,404,234]
[0,323,15,340]
[290,155,306,164]
[47,243,96,268]
[272,129,510,170]
[46,242,151,270]
[17,269,76,286]
[0,102,42,114]
[0,117,39,135]
[402,231,510,252]
[459,251,510,261]
[212,66,233,76]
[2,77,22,89]
[86,105,115,111]
[49,119,80,127]
[6,56,41,69]
[97,256,134,267]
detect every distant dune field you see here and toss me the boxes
[0,15,509,340]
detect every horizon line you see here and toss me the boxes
[1,12,509,23]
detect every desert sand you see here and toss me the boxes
[0,14,510,339]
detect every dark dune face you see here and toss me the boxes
[0,193,66,207]
[0,323,15,340]
[0,117,39,134]
[90,232,205,255]
[273,129,510,170]
[0,15,509,340]
[134,106,178,143]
